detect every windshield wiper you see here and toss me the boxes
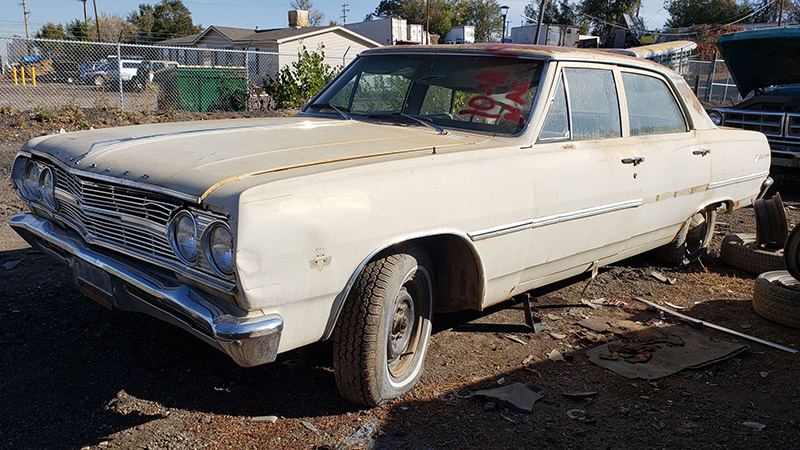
[367,112,447,135]
[308,102,351,120]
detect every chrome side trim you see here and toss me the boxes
[10,213,281,367]
[708,171,769,190]
[469,199,644,241]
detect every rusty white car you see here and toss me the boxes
[10,45,771,406]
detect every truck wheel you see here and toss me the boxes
[720,233,785,274]
[654,209,716,266]
[333,247,434,406]
[753,271,800,328]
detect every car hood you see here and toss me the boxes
[23,116,485,202]
[717,26,800,97]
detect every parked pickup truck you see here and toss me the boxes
[706,26,800,169]
[10,44,771,406]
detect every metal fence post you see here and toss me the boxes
[704,50,717,103]
[117,42,124,110]
[244,48,250,100]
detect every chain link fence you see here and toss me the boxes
[684,58,743,104]
[0,36,354,113]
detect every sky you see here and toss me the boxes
[0,0,671,39]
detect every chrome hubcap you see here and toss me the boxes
[388,288,414,362]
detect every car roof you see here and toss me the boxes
[362,44,669,72]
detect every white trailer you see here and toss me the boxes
[510,24,579,47]
[443,26,475,44]
[345,18,408,46]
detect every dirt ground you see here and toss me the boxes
[1,109,799,450]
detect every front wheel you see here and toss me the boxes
[332,247,434,406]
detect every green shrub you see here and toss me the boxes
[265,45,339,109]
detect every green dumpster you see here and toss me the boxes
[154,66,247,112]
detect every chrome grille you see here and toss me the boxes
[52,165,181,263]
[723,111,783,137]
[788,114,800,139]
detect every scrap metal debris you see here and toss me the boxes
[651,271,677,285]
[664,301,686,310]
[251,415,279,423]
[2,257,25,271]
[547,349,566,362]
[577,317,612,333]
[339,420,378,448]
[522,354,535,365]
[505,334,526,345]
[562,391,598,400]
[632,297,798,353]
[549,332,566,340]
[742,421,766,431]
[474,383,544,413]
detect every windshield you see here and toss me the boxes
[305,53,544,135]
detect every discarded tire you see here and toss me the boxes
[720,233,785,274]
[783,224,800,281]
[752,271,800,328]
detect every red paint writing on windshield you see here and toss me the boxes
[459,69,532,124]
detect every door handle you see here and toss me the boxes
[693,148,711,156]
[621,156,645,166]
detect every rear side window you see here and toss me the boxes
[622,72,686,136]
[564,68,621,140]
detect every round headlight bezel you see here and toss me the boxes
[708,110,722,126]
[169,211,199,264]
[38,166,57,209]
[11,157,29,199]
[23,160,42,202]
[203,222,234,277]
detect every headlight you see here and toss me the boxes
[11,157,28,198]
[38,167,57,209]
[23,160,42,201]
[206,223,234,275]
[708,111,722,126]
[170,211,198,263]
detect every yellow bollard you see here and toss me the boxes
[21,67,26,86]
[12,67,18,85]
[32,67,36,87]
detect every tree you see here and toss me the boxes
[372,0,456,37]
[290,0,325,26]
[35,23,68,40]
[128,0,203,43]
[453,0,503,42]
[664,0,751,27]
[579,0,639,36]
[524,0,577,24]
[265,45,339,109]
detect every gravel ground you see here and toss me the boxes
[1,108,799,450]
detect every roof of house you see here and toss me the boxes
[156,25,381,47]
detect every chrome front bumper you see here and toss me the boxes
[10,213,282,367]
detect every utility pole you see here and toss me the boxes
[778,0,785,26]
[21,0,30,38]
[534,0,547,45]
[93,0,101,41]
[425,0,431,44]
[340,3,350,24]
[81,0,88,26]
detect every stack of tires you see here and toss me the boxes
[721,193,800,328]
